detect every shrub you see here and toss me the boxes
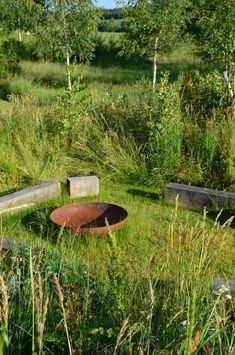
[147,73,184,185]
[0,39,21,77]
[182,70,228,117]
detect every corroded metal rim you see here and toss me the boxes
[50,202,128,237]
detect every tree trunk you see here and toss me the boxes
[152,38,158,89]
[233,73,235,119]
[223,70,234,99]
[18,28,22,42]
[66,52,72,91]
[223,67,235,118]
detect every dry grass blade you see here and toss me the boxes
[0,274,9,351]
[53,274,72,355]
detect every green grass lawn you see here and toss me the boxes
[2,182,235,281]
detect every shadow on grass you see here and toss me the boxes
[87,56,212,86]
[207,209,235,229]
[21,206,59,242]
[126,189,160,201]
[92,54,151,70]
[21,206,104,245]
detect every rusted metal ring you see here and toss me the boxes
[50,202,128,237]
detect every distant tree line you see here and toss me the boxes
[101,8,122,20]
[98,8,125,33]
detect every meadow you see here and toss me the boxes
[0,34,235,354]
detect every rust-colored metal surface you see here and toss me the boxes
[50,202,128,237]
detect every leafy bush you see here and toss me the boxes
[0,39,21,77]
[43,70,233,188]
[147,73,183,184]
[182,70,228,117]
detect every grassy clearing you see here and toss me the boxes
[0,43,211,107]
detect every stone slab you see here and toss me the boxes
[0,237,24,251]
[165,182,235,210]
[0,237,44,255]
[212,278,235,298]
[0,181,61,215]
[67,176,99,198]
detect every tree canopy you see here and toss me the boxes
[192,0,235,70]
[0,0,42,39]
[122,0,190,86]
[37,0,100,89]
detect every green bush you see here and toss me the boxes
[147,73,183,185]
[0,39,21,77]
[182,70,228,117]
[45,70,232,188]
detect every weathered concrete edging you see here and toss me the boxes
[212,278,235,299]
[0,237,24,251]
[67,176,99,198]
[0,181,61,215]
[165,182,235,210]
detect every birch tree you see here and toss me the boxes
[0,0,42,41]
[192,0,235,113]
[38,0,100,90]
[122,0,190,88]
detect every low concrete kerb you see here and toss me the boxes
[0,180,61,216]
[165,182,235,210]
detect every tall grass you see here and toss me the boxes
[0,95,70,190]
[0,67,234,190]
[0,206,234,354]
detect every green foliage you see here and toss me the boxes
[0,95,70,188]
[0,0,42,37]
[37,0,100,63]
[0,55,234,188]
[53,78,90,138]
[0,39,21,77]
[147,73,183,183]
[191,0,235,109]
[183,70,229,116]
[192,0,235,70]
[122,0,190,57]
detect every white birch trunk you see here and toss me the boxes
[223,67,235,119]
[66,52,72,91]
[152,37,158,89]
[223,70,234,99]
[18,29,22,42]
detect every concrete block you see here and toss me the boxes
[0,181,61,215]
[212,278,235,298]
[165,182,235,210]
[0,237,24,251]
[67,176,99,198]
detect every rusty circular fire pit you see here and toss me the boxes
[50,202,128,237]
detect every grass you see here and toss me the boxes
[0,39,235,353]
[2,182,235,279]
[0,42,212,108]
[0,182,235,353]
